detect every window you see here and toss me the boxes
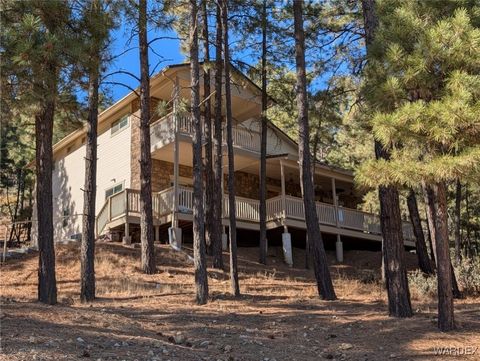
[111,115,129,136]
[105,182,124,199]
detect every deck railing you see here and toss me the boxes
[96,187,416,242]
[149,113,261,153]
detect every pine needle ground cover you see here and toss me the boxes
[1,243,479,361]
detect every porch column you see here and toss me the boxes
[280,159,286,219]
[169,76,182,249]
[331,177,343,262]
[154,225,160,243]
[280,160,292,266]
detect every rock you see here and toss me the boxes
[77,337,85,343]
[153,341,162,348]
[389,354,396,358]
[339,343,353,350]
[114,343,121,347]
[148,350,154,356]
[245,328,257,333]
[224,345,232,353]
[29,336,37,344]
[173,334,185,345]
[121,341,129,347]
[199,340,210,348]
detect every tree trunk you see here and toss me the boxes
[432,182,455,331]
[139,0,155,274]
[293,0,336,300]
[454,179,462,264]
[258,0,268,265]
[424,183,461,298]
[362,0,412,317]
[222,0,240,296]
[202,0,214,257]
[211,0,224,270]
[190,0,209,305]
[35,85,57,305]
[423,183,437,264]
[407,189,435,275]
[80,55,100,303]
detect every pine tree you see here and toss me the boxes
[222,0,240,297]
[201,0,214,259]
[212,0,224,270]
[2,1,76,305]
[360,0,413,318]
[258,0,268,266]
[80,0,113,302]
[357,1,480,331]
[190,0,209,305]
[138,0,156,274]
[293,0,336,301]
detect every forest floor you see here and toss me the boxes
[1,242,479,361]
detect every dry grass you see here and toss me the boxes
[1,242,479,361]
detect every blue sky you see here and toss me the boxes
[105,25,184,102]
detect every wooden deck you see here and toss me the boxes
[96,186,416,246]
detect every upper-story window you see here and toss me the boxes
[111,115,129,136]
[105,182,124,199]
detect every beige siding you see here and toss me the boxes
[32,116,132,243]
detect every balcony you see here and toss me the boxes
[96,186,415,244]
[150,113,261,153]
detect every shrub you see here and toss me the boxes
[408,269,437,299]
[454,257,480,295]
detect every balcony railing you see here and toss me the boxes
[150,112,261,152]
[97,186,416,243]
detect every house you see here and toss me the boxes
[31,63,415,264]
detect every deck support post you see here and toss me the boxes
[282,227,293,267]
[336,234,343,263]
[123,222,131,245]
[169,76,182,248]
[154,225,160,243]
[222,227,228,251]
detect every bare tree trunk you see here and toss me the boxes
[211,1,224,270]
[139,0,155,274]
[293,0,336,300]
[407,189,435,275]
[80,55,100,303]
[202,0,214,256]
[362,0,412,317]
[423,183,437,264]
[36,82,57,305]
[454,179,462,264]
[258,0,268,265]
[424,183,461,298]
[190,0,209,305]
[432,182,455,331]
[222,0,240,296]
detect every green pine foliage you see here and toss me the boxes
[356,2,480,189]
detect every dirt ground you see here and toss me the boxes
[1,242,479,361]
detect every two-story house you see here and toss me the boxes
[31,63,415,265]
